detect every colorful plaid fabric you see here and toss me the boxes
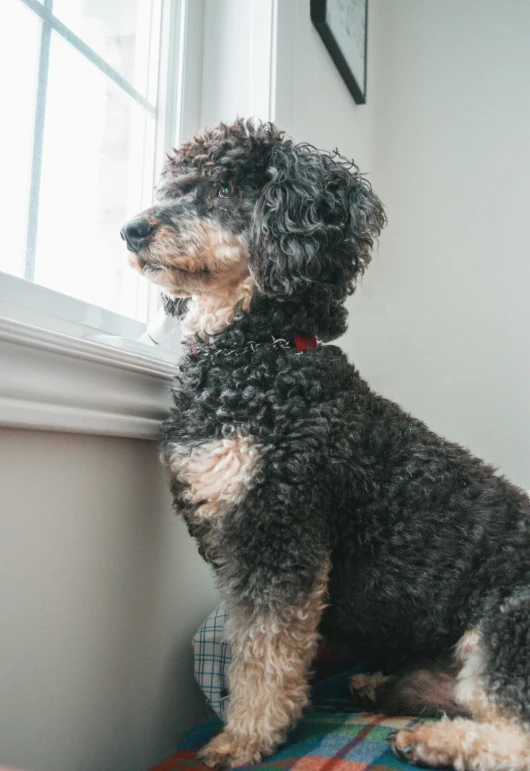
[192,603,230,721]
[148,711,432,771]
[165,607,441,771]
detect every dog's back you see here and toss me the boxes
[320,360,530,670]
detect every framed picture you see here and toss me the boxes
[310,0,368,104]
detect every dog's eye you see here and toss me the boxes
[218,183,235,199]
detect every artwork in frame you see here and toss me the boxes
[310,0,368,104]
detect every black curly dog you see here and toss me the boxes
[122,120,530,770]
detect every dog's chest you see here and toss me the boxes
[166,435,263,523]
[161,353,267,529]
[160,345,348,545]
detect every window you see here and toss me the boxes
[1,0,181,328]
[0,0,277,437]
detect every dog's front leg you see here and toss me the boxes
[197,561,329,769]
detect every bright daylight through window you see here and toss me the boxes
[1,0,173,324]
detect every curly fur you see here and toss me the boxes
[123,119,530,770]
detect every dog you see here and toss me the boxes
[122,119,530,770]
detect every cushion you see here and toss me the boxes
[148,711,430,771]
[177,606,433,770]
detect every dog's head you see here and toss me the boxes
[122,119,385,337]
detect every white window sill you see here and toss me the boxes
[0,316,178,439]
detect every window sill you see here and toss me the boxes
[0,316,177,439]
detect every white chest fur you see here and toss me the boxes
[167,436,263,519]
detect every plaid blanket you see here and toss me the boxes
[167,606,436,771]
[149,711,430,771]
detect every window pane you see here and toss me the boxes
[34,31,156,321]
[0,2,40,279]
[52,0,161,101]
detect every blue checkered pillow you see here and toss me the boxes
[192,603,231,720]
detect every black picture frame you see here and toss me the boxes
[310,0,368,105]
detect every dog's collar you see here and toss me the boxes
[187,334,317,357]
[293,333,318,352]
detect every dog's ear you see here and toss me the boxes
[249,141,386,302]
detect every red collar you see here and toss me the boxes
[293,333,318,352]
[188,334,317,356]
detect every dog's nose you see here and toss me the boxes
[121,218,154,252]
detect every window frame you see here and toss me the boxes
[0,0,289,439]
[2,0,198,346]
[0,0,207,439]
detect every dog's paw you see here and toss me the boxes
[197,732,265,769]
[388,724,456,769]
[349,672,388,709]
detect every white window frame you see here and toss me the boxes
[0,0,291,439]
[2,0,188,344]
[0,0,205,438]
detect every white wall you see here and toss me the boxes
[199,0,376,170]
[0,428,218,771]
[285,0,376,173]
[348,0,530,488]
